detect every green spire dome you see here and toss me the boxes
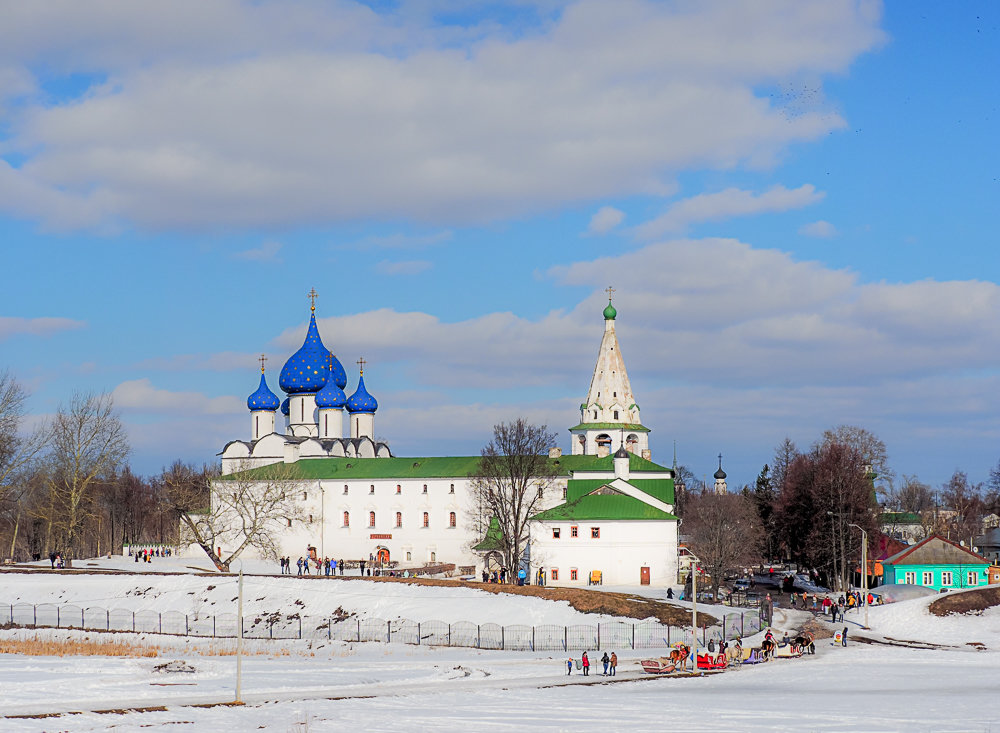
[603,299,617,320]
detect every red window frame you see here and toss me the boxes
[591,527,600,539]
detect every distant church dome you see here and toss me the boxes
[346,374,378,414]
[314,364,347,409]
[247,372,280,411]
[279,310,346,394]
[714,466,727,480]
[603,299,617,320]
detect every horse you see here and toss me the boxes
[668,644,691,671]
[760,638,777,661]
[724,642,744,666]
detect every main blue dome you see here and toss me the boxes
[315,366,347,409]
[279,313,334,394]
[247,372,280,411]
[346,374,378,413]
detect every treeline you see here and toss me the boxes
[681,424,1000,593]
[0,371,212,562]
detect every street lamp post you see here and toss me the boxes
[848,523,869,630]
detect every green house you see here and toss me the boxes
[882,534,990,592]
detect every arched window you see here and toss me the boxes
[369,484,375,494]
[449,512,456,528]
[423,512,429,528]
[395,512,402,528]
[613,410,619,420]
[343,511,349,527]
[369,511,376,528]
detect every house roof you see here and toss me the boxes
[228,452,671,481]
[884,534,990,566]
[472,516,505,552]
[565,477,674,505]
[881,511,922,525]
[531,492,678,521]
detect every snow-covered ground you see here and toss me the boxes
[3,561,999,731]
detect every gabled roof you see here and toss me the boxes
[472,516,504,552]
[884,534,990,566]
[531,492,678,522]
[565,477,674,505]
[881,511,922,524]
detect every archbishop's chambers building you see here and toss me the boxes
[217,293,678,586]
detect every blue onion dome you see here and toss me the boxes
[247,372,280,411]
[280,397,290,416]
[346,373,378,413]
[327,350,348,390]
[279,312,332,394]
[314,365,347,409]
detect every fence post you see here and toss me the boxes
[632,624,635,650]
[159,613,162,634]
[357,618,361,643]
[185,615,189,636]
[564,626,567,651]
[81,608,85,628]
[387,620,391,644]
[8,604,11,623]
[328,618,331,640]
[299,617,302,639]
[34,605,37,627]
[57,606,60,627]
[501,626,505,651]
[417,622,421,645]
[597,624,600,650]
[107,609,111,631]
[213,615,216,637]
[269,622,273,639]
[532,626,535,652]
[477,624,481,648]
[448,623,451,646]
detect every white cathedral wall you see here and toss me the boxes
[530,520,678,587]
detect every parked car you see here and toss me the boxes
[732,578,752,592]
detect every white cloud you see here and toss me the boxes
[634,184,824,239]
[0,1,884,230]
[342,231,453,251]
[799,219,837,238]
[586,206,625,235]
[375,260,433,276]
[133,351,260,372]
[112,378,242,415]
[0,316,85,341]
[233,240,282,261]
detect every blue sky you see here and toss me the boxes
[1,1,998,492]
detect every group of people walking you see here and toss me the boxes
[566,651,618,676]
[791,589,880,623]
[281,556,346,575]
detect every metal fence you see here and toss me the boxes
[0,601,761,651]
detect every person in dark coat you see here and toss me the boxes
[666,587,673,599]
[601,652,610,675]
[842,627,849,647]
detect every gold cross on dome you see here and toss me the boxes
[307,287,318,311]
[258,354,267,373]
[357,357,366,375]
[605,285,615,299]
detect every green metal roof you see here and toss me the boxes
[567,422,650,433]
[565,477,674,505]
[472,516,505,552]
[881,511,922,524]
[229,453,670,481]
[532,493,678,521]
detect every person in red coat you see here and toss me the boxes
[582,651,590,676]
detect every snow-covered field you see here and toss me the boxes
[3,560,1000,732]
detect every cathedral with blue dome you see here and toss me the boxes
[212,289,678,587]
[221,290,392,473]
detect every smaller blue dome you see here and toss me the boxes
[315,366,347,409]
[346,374,378,413]
[247,373,280,411]
[280,397,290,416]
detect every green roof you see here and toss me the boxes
[532,493,677,521]
[881,511,922,524]
[472,516,505,552]
[567,422,649,433]
[566,477,674,505]
[229,453,670,481]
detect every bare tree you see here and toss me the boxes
[820,425,893,484]
[684,491,762,601]
[940,470,983,543]
[0,371,51,557]
[46,392,129,559]
[470,419,557,577]
[162,460,303,572]
[890,475,935,513]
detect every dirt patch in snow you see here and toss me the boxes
[928,586,1000,617]
[349,576,714,626]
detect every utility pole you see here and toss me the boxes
[236,568,244,703]
[691,560,698,656]
[848,523,869,630]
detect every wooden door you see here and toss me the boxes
[640,566,650,585]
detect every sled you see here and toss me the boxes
[696,653,729,670]
[742,647,767,665]
[640,657,677,674]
